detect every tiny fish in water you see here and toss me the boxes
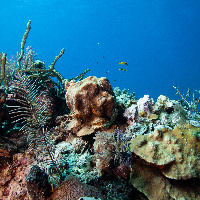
[119,68,127,71]
[118,61,128,66]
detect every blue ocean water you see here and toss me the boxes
[1,0,200,101]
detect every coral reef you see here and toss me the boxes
[154,95,187,126]
[0,88,7,128]
[123,94,155,126]
[174,86,200,116]
[123,94,189,140]
[65,76,116,136]
[7,73,53,129]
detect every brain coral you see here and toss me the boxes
[65,76,116,136]
[48,176,104,200]
[130,124,200,180]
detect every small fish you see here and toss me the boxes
[118,61,128,66]
[119,68,127,71]
[105,70,109,74]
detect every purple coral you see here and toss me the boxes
[123,95,155,125]
[137,95,154,117]
[123,104,138,125]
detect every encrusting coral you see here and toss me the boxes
[130,124,200,180]
[128,123,200,199]
[130,159,200,200]
[65,76,116,136]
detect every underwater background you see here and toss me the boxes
[1,1,200,199]
[1,0,200,100]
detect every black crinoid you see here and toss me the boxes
[6,72,54,151]
[7,72,64,184]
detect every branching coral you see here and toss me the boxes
[1,20,91,101]
[17,20,31,69]
[0,53,6,86]
[113,87,136,108]
[173,86,200,116]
